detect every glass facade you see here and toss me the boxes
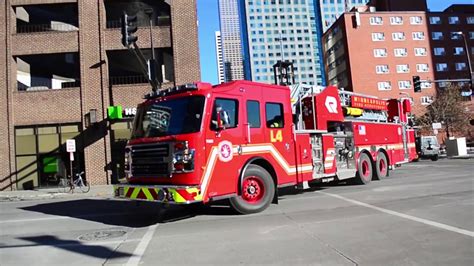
[240,0,326,86]
[320,0,369,32]
[14,124,83,189]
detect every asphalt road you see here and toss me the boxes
[1,159,473,266]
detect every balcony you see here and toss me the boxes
[15,53,81,91]
[14,4,79,34]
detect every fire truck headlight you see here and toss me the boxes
[172,141,194,173]
[124,147,131,170]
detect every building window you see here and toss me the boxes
[412,32,425,40]
[455,63,467,71]
[451,32,462,40]
[398,80,411,89]
[429,16,441,25]
[373,48,387,57]
[370,16,383,25]
[414,47,427,56]
[421,82,432,89]
[410,16,423,25]
[394,48,408,57]
[416,64,429,72]
[434,47,446,56]
[392,32,405,41]
[396,64,409,73]
[436,63,448,72]
[376,65,389,74]
[448,16,460,24]
[377,81,391,91]
[390,16,403,25]
[468,17,474,24]
[432,32,443,40]
[420,96,433,105]
[372,32,385,41]
[469,32,474,39]
[454,47,465,55]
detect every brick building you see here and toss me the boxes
[0,0,200,190]
[322,0,473,116]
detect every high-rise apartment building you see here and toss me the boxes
[215,31,226,83]
[218,0,245,82]
[427,5,474,92]
[322,5,435,114]
[320,0,369,32]
[0,0,200,190]
[239,0,326,86]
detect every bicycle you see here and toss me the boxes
[58,171,90,193]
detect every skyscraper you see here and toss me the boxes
[215,31,225,83]
[239,0,326,86]
[218,0,245,81]
[319,0,370,32]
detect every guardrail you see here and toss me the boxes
[106,16,171,28]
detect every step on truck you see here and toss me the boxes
[114,81,417,214]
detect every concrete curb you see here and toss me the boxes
[0,185,114,202]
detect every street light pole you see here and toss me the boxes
[455,31,473,90]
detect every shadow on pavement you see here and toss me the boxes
[20,198,238,227]
[13,235,132,260]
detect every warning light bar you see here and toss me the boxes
[144,83,199,99]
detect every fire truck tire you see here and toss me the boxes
[374,152,389,180]
[230,165,275,214]
[355,153,373,185]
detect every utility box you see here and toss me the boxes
[446,137,467,157]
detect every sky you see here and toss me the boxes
[197,0,474,85]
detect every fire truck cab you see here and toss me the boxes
[114,80,416,214]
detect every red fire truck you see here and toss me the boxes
[114,80,416,214]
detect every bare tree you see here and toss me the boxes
[415,84,471,139]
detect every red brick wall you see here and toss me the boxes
[1,0,201,189]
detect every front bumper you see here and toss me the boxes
[114,184,203,204]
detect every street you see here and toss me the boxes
[1,159,473,266]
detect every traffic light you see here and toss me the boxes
[413,75,421,93]
[121,12,138,47]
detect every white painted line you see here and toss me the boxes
[317,191,474,238]
[126,224,159,266]
[0,212,138,224]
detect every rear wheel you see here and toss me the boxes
[58,178,72,193]
[229,165,275,214]
[431,155,439,161]
[374,152,389,180]
[355,153,373,185]
[79,179,91,193]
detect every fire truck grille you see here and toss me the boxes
[130,143,172,177]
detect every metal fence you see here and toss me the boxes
[109,75,148,85]
[16,24,79,34]
[106,16,171,29]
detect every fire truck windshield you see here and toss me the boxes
[131,96,205,139]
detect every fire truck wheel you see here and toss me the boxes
[374,152,389,180]
[230,165,275,214]
[355,153,373,185]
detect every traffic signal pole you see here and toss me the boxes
[121,11,160,92]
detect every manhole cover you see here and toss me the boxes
[78,230,127,242]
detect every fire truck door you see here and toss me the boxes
[264,102,296,185]
[205,97,244,196]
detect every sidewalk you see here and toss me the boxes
[0,185,114,202]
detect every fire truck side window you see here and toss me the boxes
[265,103,284,128]
[246,100,261,128]
[210,98,238,130]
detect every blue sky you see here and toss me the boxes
[197,0,473,84]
